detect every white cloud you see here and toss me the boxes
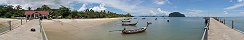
[1,0,79,10]
[154,0,170,5]
[147,8,171,16]
[223,12,244,17]
[78,3,87,11]
[89,3,106,11]
[157,8,171,16]
[78,0,170,16]
[240,12,244,14]
[0,0,7,5]
[150,10,157,16]
[238,0,243,2]
[224,11,229,14]
[79,0,140,14]
[225,0,244,10]
[225,2,244,10]
[185,9,205,17]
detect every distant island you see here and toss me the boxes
[168,12,185,17]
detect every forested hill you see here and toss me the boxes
[0,5,132,19]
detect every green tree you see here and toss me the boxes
[41,5,51,11]
[28,7,31,10]
[16,5,22,10]
[0,5,133,18]
[58,6,71,18]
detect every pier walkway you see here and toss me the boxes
[0,19,43,40]
[208,18,244,40]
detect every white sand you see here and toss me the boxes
[0,17,127,40]
[42,18,126,40]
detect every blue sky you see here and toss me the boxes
[1,0,244,17]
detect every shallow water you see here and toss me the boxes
[81,17,205,40]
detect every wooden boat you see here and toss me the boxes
[122,22,137,26]
[133,18,137,19]
[122,20,130,22]
[142,18,146,19]
[122,27,147,34]
[122,22,151,34]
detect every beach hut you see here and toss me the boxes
[25,11,49,20]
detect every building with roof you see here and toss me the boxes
[25,11,49,19]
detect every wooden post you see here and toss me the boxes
[207,19,209,30]
[232,20,234,29]
[39,19,42,32]
[8,21,11,30]
[21,19,23,25]
[223,19,225,24]
[25,15,29,22]
[26,19,27,22]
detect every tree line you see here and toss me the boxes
[0,5,132,19]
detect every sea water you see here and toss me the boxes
[89,17,205,40]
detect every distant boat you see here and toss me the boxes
[133,18,137,19]
[155,18,157,20]
[124,18,130,20]
[142,18,146,19]
[122,22,151,34]
[122,22,138,26]
[167,20,169,22]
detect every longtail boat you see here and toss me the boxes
[122,22,151,34]
[121,20,130,22]
[122,21,138,26]
[142,18,146,19]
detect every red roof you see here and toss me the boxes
[25,11,49,15]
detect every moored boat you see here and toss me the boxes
[133,18,137,19]
[122,22,137,26]
[122,27,147,34]
[122,22,151,34]
[142,18,146,19]
[122,20,130,22]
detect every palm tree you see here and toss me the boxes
[28,7,31,10]
[41,5,51,11]
[16,5,21,10]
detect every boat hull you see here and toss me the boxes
[122,23,137,26]
[122,27,147,34]
[122,20,130,22]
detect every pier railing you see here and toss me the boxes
[213,17,244,34]
[0,19,29,35]
[39,19,48,40]
[201,17,209,40]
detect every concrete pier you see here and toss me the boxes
[0,19,43,40]
[208,18,244,40]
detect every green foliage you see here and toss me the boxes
[0,5,25,18]
[0,5,133,18]
[28,7,31,10]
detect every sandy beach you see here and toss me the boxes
[42,18,126,40]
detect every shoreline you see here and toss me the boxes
[42,17,126,40]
